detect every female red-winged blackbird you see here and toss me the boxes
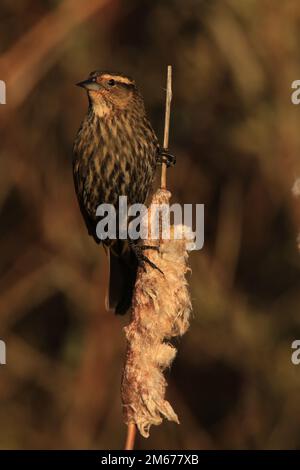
[73,71,173,314]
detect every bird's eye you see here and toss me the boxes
[108,79,115,86]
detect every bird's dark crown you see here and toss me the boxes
[77,70,144,116]
[89,70,136,88]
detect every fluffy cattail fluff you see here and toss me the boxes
[121,189,194,437]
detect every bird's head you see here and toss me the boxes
[76,71,143,117]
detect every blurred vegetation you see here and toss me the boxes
[1,0,300,449]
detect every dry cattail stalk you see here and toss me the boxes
[122,66,194,445]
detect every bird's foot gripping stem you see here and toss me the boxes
[129,240,163,275]
[157,148,176,167]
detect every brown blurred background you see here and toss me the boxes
[1,0,300,450]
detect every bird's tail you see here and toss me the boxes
[106,244,138,315]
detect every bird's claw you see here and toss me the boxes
[129,241,163,275]
[157,148,176,167]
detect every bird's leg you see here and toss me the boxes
[156,148,176,167]
[139,244,160,251]
[129,240,163,275]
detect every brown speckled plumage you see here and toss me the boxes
[73,71,159,314]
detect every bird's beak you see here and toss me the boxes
[76,79,102,91]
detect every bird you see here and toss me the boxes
[73,70,174,315]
